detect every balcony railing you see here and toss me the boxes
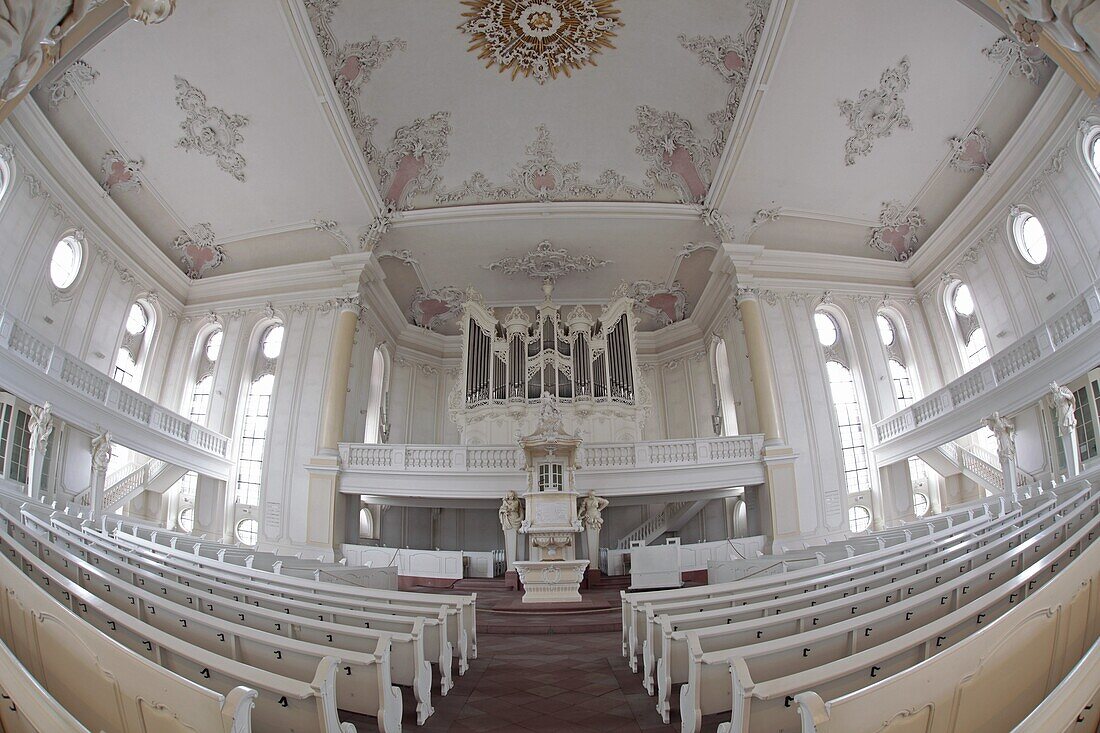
[0,311,231,475]
[338,434,766,499]
[874,280,1100,464]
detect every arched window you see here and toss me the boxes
[1010,208,1049,265]
[713,337,739,436]
[816,309,874,500]
[946,280,989,369]
[49,234,83,291]
[113,300,155,389]
[234,323,283,507]
[877,310,919,409]
[186,328,222,426]
[1082,123,1100,181]
[363,345,387,444]
[0,152,10,203]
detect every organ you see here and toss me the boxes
[451,283,647,444]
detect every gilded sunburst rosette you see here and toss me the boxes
[459,0,622,84]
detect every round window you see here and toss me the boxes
[49,235,83,290]
[178,506,194,533]
[848,505,872,534]
[876,315,895,346]
[236,518,258,546]
[1090,134,1100,177]
[261,324,284,359]
[912,493,930,518]
[205,329,223,362]
[1011,211,1049,265]
[814,312,838,347]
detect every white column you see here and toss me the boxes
[88,430,112,519]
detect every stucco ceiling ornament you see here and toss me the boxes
[436,124,653,204]
[679,0,770,156]
[632,106,713,203]
[837,57,911,166]
[310,219,351,252]
[699,206,735,242]
[377,112,451,209]
[948,127,993,172]
[173,222,226,279]
[408,285,468,331]
[100,150,143,194]
[982,36,1051,84]
[484,240,608,282]
[174,76,250,182]
[358,205,398,252]
[614,279,688,326]
[46,59,97,109]
[868,200,925,261]
[458,0,622,84]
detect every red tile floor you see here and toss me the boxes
[339,583,724,732]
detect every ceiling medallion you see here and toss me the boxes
[459,0,622,84]
[484,240,609,281]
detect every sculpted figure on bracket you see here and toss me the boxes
[982,411,1017,463]
[27,402,53,449]
[1001,0,1100,53]
[499,490,523,531]
[578,490,609,531]
[1048,380,1078,434]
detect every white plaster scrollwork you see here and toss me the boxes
[614,280,688,326]
[983,35,1051,84]
[310,219,351,252]
[867,200,925,261]
[173,222,225,279]
[100,150,143,194]
[358,207,397,253]
[632,106,713,203]
[437,124,653,204]
[1027,144,1067,193]
[378,249,418,267]
[837,57,911,166]
[458,0,622,85]
[24,174,47,199]
[483,240,608,282]
[676,241,719,259]
[407,285,467,331]
[699,206,736,242]
[747,206,781,236]
[377,112,451,209]
[735,286,778,306]
[46,59,97,109]
[124,0,176,25]
[948,127,993,172]
[174,76,250,182]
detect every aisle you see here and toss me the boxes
[343,631,684,732]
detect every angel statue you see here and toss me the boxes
[1048,381,1078,435]
[578,490,609,531]
[499,490,523,531]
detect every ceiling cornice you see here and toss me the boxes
[183,252,363,310]
[389,200,703,231]
[278,0,385,218]
[6,101,191,306]
[706,0,798,212]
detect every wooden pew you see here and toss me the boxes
[109,529,478,671]
[792,537,1100,733]
[649,486,1084,721]
[0,522,357,733]
[677,493,1100,733]
[36,514,459,691]
[0,635,91,733]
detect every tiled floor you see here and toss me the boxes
[341,631,704,732]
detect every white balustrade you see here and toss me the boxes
[874,280,1100,460]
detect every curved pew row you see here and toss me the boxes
[17,514,438,726]
[32,513,454,700]
[621,503,1006,669]
[3,511,415,731]
[648,485,1087,722]
[109,528,477,671]
[681,490,1100,733]
[0,636,91,733]
[50,518,465,682]
[0,519,357,733]
[791,530,1100,733]
[635,498,1030,688]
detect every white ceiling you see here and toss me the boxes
[28,0,1051,327]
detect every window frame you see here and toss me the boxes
[47,230,86,298]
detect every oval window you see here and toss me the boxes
[49,235,83,290]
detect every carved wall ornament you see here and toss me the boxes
[483,240,608,282]
[837,57,911,166]
[174,76,250,182]
[359,206,397,252]
[676,241,719,258]
[378,248,419,267]
[615,280,688,326]
[0,144,11,164]
[632,106,712,203]
[948,127,992,172]
[679,0,769,156]
[46,59,98,109]
[867,200,925,261]
[1028,144,1067,193]
[408,286,467,330]
[24,174,47,199]
[752,206,781,229]
[173,222,226,279]
[99,150,143,194]
[735,286,778,306]
[982,35,1051,85]
[458,0,622,84]
[377,111,451,209]
[437,124,653,204]
[699,206,736,242]
[310,219,351,252]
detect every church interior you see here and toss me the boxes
[1,0,1100,731]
